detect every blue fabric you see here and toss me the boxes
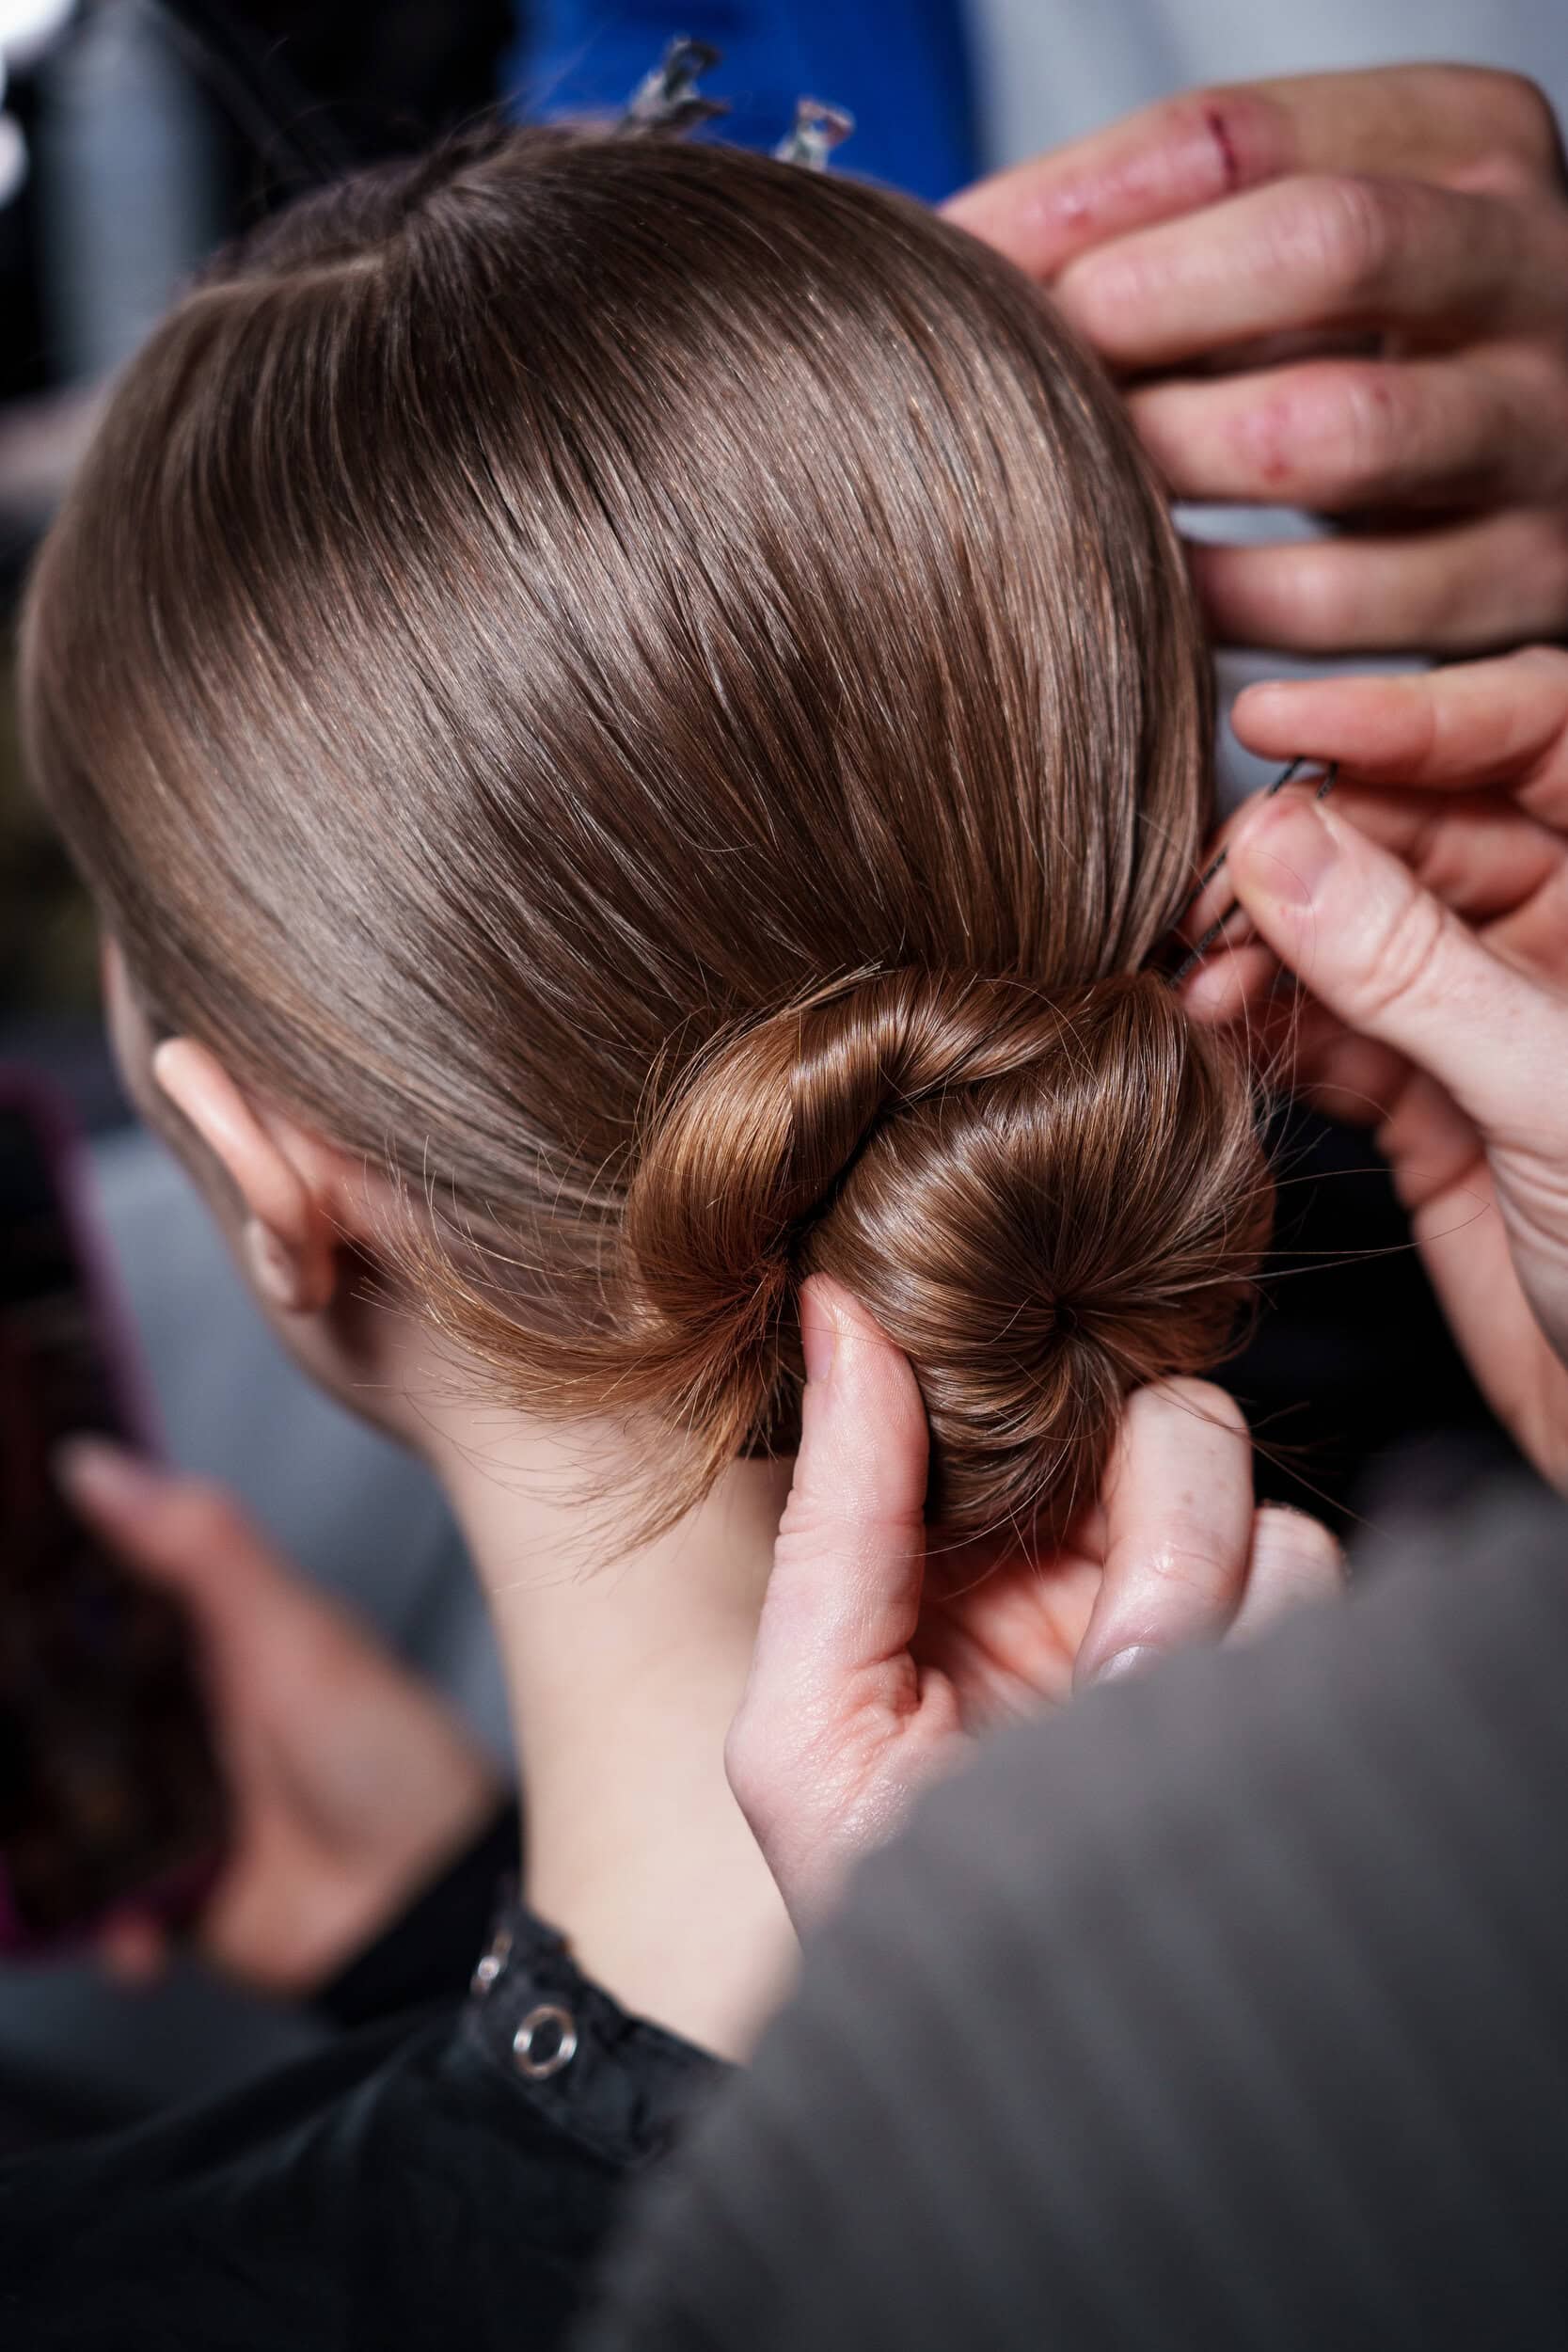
[504,0,979,202]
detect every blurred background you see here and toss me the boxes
[0,0,1564,2147]
[0,0,514,1109]
[0,0,517,2143]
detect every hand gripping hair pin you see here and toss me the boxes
[1160,759,1338,986]
[620,37,730,135]
[773,96,855,169]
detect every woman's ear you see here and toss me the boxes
[150,1039,341,1317]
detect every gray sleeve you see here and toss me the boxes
[579,1486,1568,2351]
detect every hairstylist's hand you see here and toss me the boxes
[55,1442,504,1995]
[946,66,1568,654]
[1184,646,1568,1485]
[726,1281,1341,1926]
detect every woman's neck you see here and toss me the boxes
[420,1394,798,2060]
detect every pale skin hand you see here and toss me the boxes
[727,1278,1342,1929]
[945,66,1568,654]
[55,1440,504,1995]
[1182,645,1568,1486]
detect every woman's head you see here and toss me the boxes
[24,125,1269,1542]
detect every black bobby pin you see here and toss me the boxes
[1159,758,1338,987]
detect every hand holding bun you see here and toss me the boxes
[726,1278,1343,1928]
[625,966,1272,1543]
[626,967,1343,1925]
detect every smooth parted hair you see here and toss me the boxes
[23,125,1272,1543]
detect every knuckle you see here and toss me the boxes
[774,1477,859,1562]
[1324,364,1418,501]
[1460,516,1568,647]
[1481,71,1564,176]
[1062,249,1151,351]
[1291,174,1398,309]
[1513,361,1568,494]
[1142,1527,1233,1607]
[1177,86,1285,194]
[1347,882,1454,1029]
[1243,367,1414,507]
[1229,383,1308,499]
[1517,640,1568,689]
[1161,91,1233,163]
[774,1502,914,1587]
[1525,516,1568,633]
[1264,541,1363,649]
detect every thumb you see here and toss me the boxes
[1228,792,1568,1146]
[727,1282,942,1924]
[744,1279,930,1704]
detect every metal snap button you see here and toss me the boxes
[513,2002,578,2079]
[470,1925,514,1999]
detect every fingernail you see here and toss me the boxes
[1087,1642,1160,1689]
[1231,799,1338,909]
[800,1293,839,1388]
[54,1437,162,1518]
[1231,680,1297,717]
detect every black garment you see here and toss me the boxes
[310,1797,524,2032]
[0,1904,722,2351]
[0,1802,523,2161]
[582,1486,1568,2352]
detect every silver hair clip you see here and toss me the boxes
[1161,759,1338,986]
[773,97,855,169]
[620,37,729,135]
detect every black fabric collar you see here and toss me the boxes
[463,1898,727,2169]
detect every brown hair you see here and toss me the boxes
[22,125,1270,1542]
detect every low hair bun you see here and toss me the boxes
[621,969,1272,1538]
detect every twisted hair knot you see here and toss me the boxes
[621,968,1271,1536]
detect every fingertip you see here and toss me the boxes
[939,173,1053,271]
[1234,669,1439,774]
[54,1436,163,1524]
[793,1279,928,1516]
[96,1909,171,1986]
[1127,1371,1249,1447]
[1251,1501,1347,1582]
[1231,678,1308,739]
[801,1278,914,1406]
[799,1275,898,1395]
[798,1276,840,1387]
[1180,938,1279,1025]
[1230,1502,1347,1641]
[1230,684,1320,763]
[803,1274,887,1346]
[938,183,988,230]
[1074,1376,1255,1692]
[1228,793,1339,914]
